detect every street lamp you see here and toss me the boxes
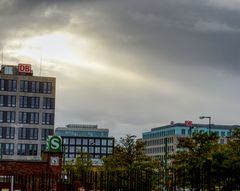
[199,116,211,134]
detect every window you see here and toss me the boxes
[31,81,40,93]
[19,96,40,108]
[17,144,37,156]
[41,144,46,152]
[70,138,75,145]
[101,147,106,154]
[0,127,15,139]
[42,113,54,125]
[76,138,82,145]
[108,139,113,146]
[19,112,39,124]
[108,148,113,154]
[95,139,100,146]
[20,80,29,92]
[89,147,94,153]
[95,147,100,153]
[43,97,55,109]
[18,128,38,140]
[221,132,226,137]
[83,139,88,145]
[0,95,16,107]
[70,146,75,152]
[7,111,15,123]
[43,82,52,94]
[181,129,186,135]
[63,138,69,145]
[1,143,14,155]
[101,139,107,146]
[0,79,16,91]
[41,129,53,140]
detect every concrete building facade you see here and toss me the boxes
[0,64,55,160]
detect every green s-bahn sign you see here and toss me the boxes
[46,135,62,152]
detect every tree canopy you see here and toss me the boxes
[103,134,160,171]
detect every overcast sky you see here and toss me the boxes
[1,0,240,139]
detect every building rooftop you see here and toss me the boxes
[151,123,240,131]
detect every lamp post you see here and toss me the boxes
[199,116,211,134]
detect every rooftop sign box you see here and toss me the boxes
[46,135,62,152]
[18,63,32,74]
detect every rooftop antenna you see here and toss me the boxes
[40,55,42,76]
[1,47,3,66]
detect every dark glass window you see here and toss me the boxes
[0,127,15,139]
[17,144,37,156]
[20,80,29,92]
[0,79,17,91]
[0,95,16,107]
[31,81,40,93]
[42,113,54,125]
[20,80,52,94]
[19,96,40,108]
[181,129,186,135]
[19,112,39,124]
[18,128,38,140]
[1,143,14,155]
[41,128,53,140]
[43,97,55,109]
[43,82,52,94]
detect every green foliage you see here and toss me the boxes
[171,129,240,190]
[103,134,160,171]
[63,152,92,174]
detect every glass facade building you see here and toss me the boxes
[55,124,114,165]
[142,122,240,161]
[0,64,55,160]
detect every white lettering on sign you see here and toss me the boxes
[50,136,61,150]
[18,64,32,73]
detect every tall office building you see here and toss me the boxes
[0,64,55,160]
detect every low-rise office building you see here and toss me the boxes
[142,122,240,161]
[55,124,114,164]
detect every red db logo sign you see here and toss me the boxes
[18,64,32,73]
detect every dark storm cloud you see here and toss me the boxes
[1,0,240,138]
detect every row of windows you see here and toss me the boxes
[63,137,114,146]
[144,137,174,146]
[143,129,175,139]
[64,146,113,155]
[0,127,53,140]
[17,144,38,156]
[0,95,16,107]
[18,128,38,140]
[145,146,174,154]
[0,95,54,109]
[65,153,108,160]
[20,81,52,94]
[181,129,230,137]
[0,80,17,91]
[0,127,15,139]
[0,143,39,156]
[0,79,53,94]
[0,111,54,125]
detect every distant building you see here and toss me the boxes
[0,64,55,160]
[142,122,240,161]
[55,124,114,164]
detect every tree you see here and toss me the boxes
[103,134,160,171]
[171,132,219,190]
[64,152,92,175]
